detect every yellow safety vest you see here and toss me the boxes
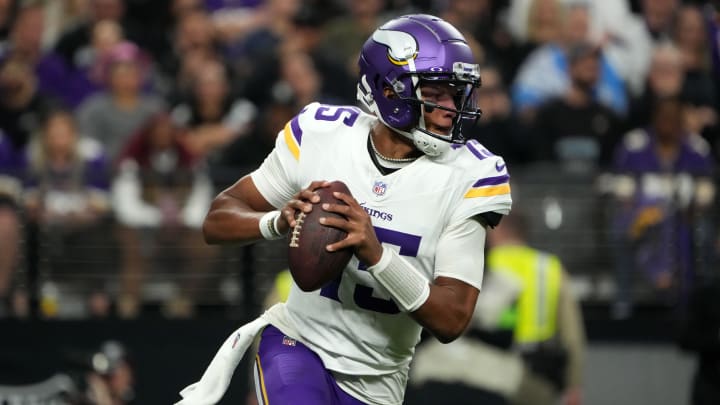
[273,270,293,303]
[488,245,563,344]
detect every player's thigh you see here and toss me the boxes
[254,325,335,404]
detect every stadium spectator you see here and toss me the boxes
[76,41,165,162]
[22,109,112,318]
[0,0,17,42]
[63,19,125,108]
[219,98,295,174]
[317,0,386,84]
[438,0,495,54]
[270,50,335,111]
[0,57,52,149]
[511,2,628,119]
[671,5,718,145]
[0,1,68,107]
[608,97,715,318]
[112,0,205,75]
[505,0,563,49]
[708,1,720,94]
[170,59,256,164]
[486,212,585,405]
[112,112,217,319]
[227,0,303,106]
[409,211,586,405]
[157,8,227,104]
[507,0,653,96]
[40,0,91,49]
[53,0,141,73]
[530,42,622,169]
[672,5,716,99]
[0,128,25,318]
[205,0,267,46]
[639,0,679,42]
[626,43,686,132]
[261,6,354,106]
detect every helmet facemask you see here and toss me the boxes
[404,62,482,150]
[357,15,483,157]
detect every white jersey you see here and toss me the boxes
[251,103,512,404]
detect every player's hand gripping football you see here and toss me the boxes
[319,191,384,267]
[278,180,331,233]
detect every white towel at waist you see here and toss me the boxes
[175,303,295,405]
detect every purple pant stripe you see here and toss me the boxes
[255,325,366,405]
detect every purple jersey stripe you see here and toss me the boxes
[466,142,488,160]
[472,174,510,187]
[290,116,303,145]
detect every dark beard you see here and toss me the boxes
[573,79,595,95]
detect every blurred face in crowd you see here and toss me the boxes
[10,5,44,57]
[108,360,134,401]
[43,112,78,160]
[178,48,214,86]
[648,45,684,97]
[280,52,320,103]
[641,0,678,33]
[652,99,685,144]
[562,5,590,46]
[92,20,123,55]
[176,11,215,53]
[148,114,177,151]
[283,24,322,54]
[268,0,300,20]
[673,6,707,52]
[477,67,510,121]
[528,0,561,44]
[194,61,228,103]
[569,51,600,93]
[91,0,124,22]
[108,62,142,96]
[0,58,35,105]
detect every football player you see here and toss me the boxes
[178,14,511,405]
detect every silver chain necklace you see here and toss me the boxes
[369,133,418,163]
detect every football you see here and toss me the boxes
[287,181,354,292]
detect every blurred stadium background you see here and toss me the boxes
[0,0,718,404]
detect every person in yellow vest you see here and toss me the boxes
[263,269,293,308]
[487,212,586,405]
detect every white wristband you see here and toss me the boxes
[259,210,284,240]
[367,246,430,312]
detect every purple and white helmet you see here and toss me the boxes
[357,14,482,157]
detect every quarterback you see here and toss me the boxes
[177,14,511,405]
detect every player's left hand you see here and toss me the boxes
[319,191,384,266]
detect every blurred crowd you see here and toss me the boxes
[0,0,719,322]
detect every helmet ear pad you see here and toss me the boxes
[372,74,420,130]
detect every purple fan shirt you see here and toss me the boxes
[612,129,714,290]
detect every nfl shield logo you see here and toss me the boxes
[372,181,387,196]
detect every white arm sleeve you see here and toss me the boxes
[111,161,162,227]
[434,217,487,290]
[180,171,214,229]
[250,146,298,209]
